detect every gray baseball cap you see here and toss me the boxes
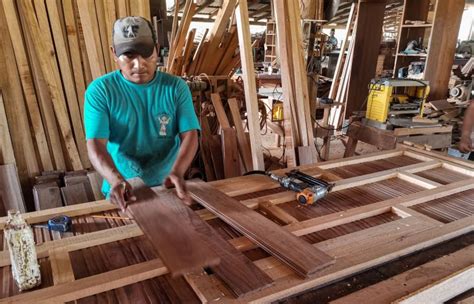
[112,16,156,58]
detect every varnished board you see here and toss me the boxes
[127,178,220,276]
[188,181,335,277]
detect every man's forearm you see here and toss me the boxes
[461,102,474,139]
[171,130,199,177]
[87,140,124,186]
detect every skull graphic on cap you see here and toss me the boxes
[122,24,139,38]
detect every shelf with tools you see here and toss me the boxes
[393,0,436,78]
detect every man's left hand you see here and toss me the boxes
[164,172,192,205]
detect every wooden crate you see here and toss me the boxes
[0,147,472,303]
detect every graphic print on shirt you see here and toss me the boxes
[157,113,171,137]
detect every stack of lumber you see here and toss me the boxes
[32,170,103,211]
[422,99,467,145]
[167,0,241,77]
[200,94,253,181]
[274,0,317,167]
[328,3,357,129]
[0,0,149,205]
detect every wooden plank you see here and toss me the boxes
[393,125,452,136]
[332,245,474,304]
[0,200,116,229]
[1,0,53,171]
[4,259,168,303]
[259,201,299,225]
[94,0,112,73]
[62,0,88,122]
[76,0,106,79]
[102,0,117,70]
[50,248,75,285]
[274,0,299,167]
[0,224,142,267]
[228,98,253,172]
[345,0,387,118]
[424,0,464,100]
[200,0,238,74]
[168,0,196,73]
[210,93,231,128]
[235,0,264,170]
[127,179,220,276]
[45,0,90,168]
[0,92,15,165]
[397,133,452,150]
[221,128,240,178]
[188,181,335,277]
[395,266,474,304]
[19,0,83,171]
[0,164,26,214]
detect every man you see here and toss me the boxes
[459,100,473,159]
[84,16,200,209]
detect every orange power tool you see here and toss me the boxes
[267,170,333,205]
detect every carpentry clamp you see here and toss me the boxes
[267,170,333,206]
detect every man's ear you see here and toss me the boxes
[110,46,118,61]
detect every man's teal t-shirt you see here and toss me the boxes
[84,70,200,197]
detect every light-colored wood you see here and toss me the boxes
[103,0,117,70]
[397,172,442,189]
[1,0,52,171]
[329,3,356,100]
[395,266,474,304]
[0,3,40,181]
[0,92,15,165]
[259,201,299,225]
[0,224,141,267]
[393,125,452,137]
[228,98,253,172]
[331,245,474,304]
[210,93,231,128]
[0,164,26,214]
[5,259,168,303]
[45,0,90,168]
[50,249,75,285]
[274,0,299,167]
[76,0,106,79]
[20,0,83,170]
[19,5,66,170]
[236,0,264,170]
[63,0,88,121]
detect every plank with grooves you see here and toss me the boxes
[127,178,220,276]
[188,181,335,277]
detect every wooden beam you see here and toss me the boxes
[345,0,387,118]
[0,92,15,165]
[228,98,253,172]
[235,0,264,170]
[188,181,335,277]
[424,0,464,100]
[332,245,474,304]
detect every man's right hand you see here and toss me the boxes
[109,180,136,211]
[459,135,473,153]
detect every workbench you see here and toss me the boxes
[344,121,453,157]
[0,147,472,303]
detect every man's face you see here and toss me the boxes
[112,46,158,84]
